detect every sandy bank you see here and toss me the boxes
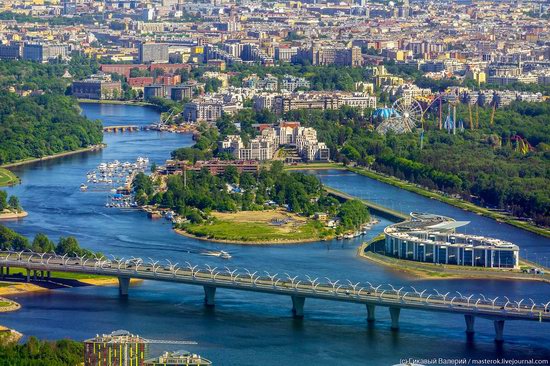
[78,278,142,286]
[0,282,47,296]
[0,210,28,220]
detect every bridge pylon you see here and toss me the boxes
[118,277,130,296]
[494,320,505,342]
[204,286,216,307]
[389,307,401,330]
[291,295,305,318]
[465,314,475,334]
[366,304,376,322]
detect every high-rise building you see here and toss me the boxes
[138,43,169,63]
[23,43,68,63]
[84,330,149,366]
[0,43,23,60]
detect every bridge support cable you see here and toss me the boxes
[464,315,475,334]
[389,307,401,330]
[494,320,505,342]
[366,304,376,323]
[291,295,305,318]
[203,286,216,307]
[118,277,130,297]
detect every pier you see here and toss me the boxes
[1,250,548,342]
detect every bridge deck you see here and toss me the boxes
[1,252,548,324]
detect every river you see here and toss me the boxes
[0,103,548,365]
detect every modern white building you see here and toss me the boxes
[384,213,520,269]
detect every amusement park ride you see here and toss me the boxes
[373,89,514,150]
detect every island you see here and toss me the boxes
[358,213,549,283]
[134,160,372,244]
[0,192,26,220]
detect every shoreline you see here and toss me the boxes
[288,162,549,237]
[0,144,106,170]
[0,210,28,220]
[0,277,143,297]
[357,238,550,283]
[77,99,156,107]
[174,228,328,245]
[0,297,21,313]
[0,168,19,187]
[347,166,550,238]
[292,162,550,238]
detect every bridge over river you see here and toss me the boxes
[1,251,548,342]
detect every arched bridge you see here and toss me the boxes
[1,251,548,342]
[103,125,141,133]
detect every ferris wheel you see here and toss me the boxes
[376,96,423,135]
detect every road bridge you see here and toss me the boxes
[325,186,409,222]
[103,125,141,133]
[1,251,548,342]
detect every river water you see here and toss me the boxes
[0,103,548,365]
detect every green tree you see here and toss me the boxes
[0,191,6,211]
[7,195,20,211]
[32,233,55,253]
[55,236,80,256]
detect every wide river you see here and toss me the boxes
[1,103,549,365]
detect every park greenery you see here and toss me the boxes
[0,191,21,213]
[0,225,95,257]
[134,161,370,240]
[0,91,103,165]
[0,336,83,366]
[0,169,18,187]
[284,101,550,227]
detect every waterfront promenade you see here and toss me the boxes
[1,250,548,342]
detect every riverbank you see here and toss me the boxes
[345,166,550,238]
[175,209,333,244]
[283,162,346,171]
[0,210,28,220]
[0,168,19,187]
[0,144,106,170]
[357,237,550,283]
[77,99,155,107]
[0,271,142,296]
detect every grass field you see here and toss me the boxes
[0,301,12,308]
[0,168,18,187]
[180,210,332,243]
[6,267,111,280]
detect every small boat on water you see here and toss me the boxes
[202,250,232,259]
[80,184,88,191]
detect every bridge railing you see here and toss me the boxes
[1,250,549,319]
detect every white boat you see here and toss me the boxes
[80,184,88,191]
[202,250,232,259]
